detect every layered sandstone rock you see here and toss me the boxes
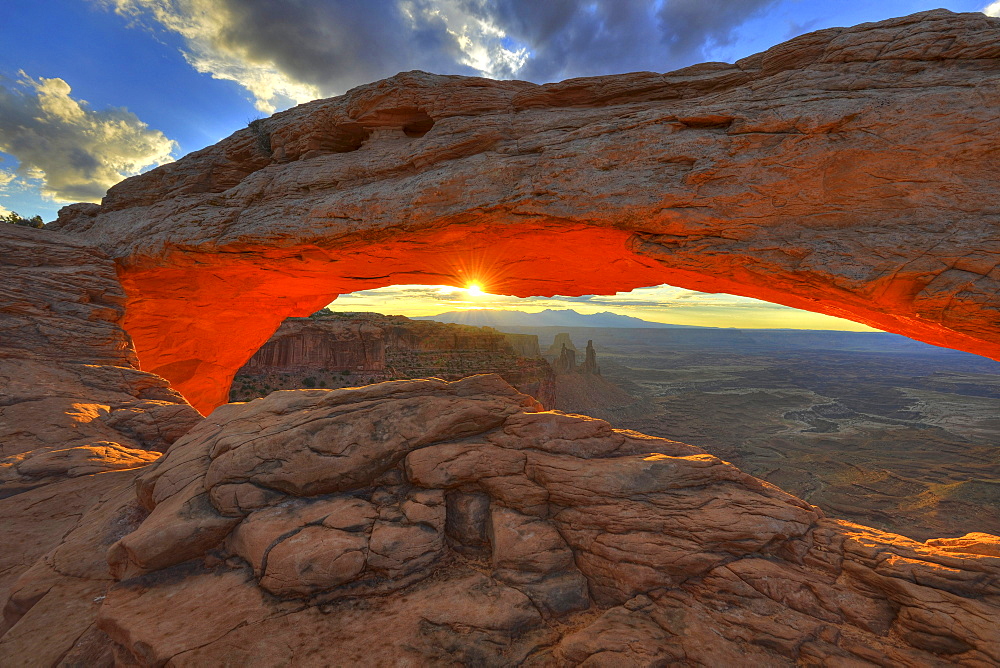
[499,331,542,359]
[231,312,554,406]
[3,375,996,664]
[3,9,1000,665]
[0,226,201,494]
[553,344,577,375]
[0,227,201,660]
[240,316,386,373]
[48,10,1000,414]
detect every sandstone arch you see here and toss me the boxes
[52,9,1000,415]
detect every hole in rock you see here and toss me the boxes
[676,114,734,130]
[402,115,435,138]
[317,123,372,154]
[229,281,1000,543]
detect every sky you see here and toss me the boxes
[325,284,884,330]
[2,0,997,330]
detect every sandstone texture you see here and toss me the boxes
[47,10,1000,414]
[3,9,1000,666]
[0,226,201,494]
[231,312,554,407]
[3,375,997,665]
[0,226,201,662]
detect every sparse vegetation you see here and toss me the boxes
[247,117,272,156]
[2,211,44,228]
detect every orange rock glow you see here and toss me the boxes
[49,10,1000,415]
[119,218,1000,415]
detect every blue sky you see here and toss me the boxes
[2,1,996,329]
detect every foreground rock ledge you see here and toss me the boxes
[49,9,1000,414]
[5,375,998,665]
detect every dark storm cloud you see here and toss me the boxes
[489,0,783,81]
[103,0,782,111]
[204,0,477,96]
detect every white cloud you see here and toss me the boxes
[408,1,530,78]
[0,169,14,216]
[0,72,177,203]
[104,0,322,113]
[100,0,528,112]
[984,1,1000,17]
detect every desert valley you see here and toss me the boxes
[2,8,1000,666]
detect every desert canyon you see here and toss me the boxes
[2,8,1000,666]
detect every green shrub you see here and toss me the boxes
[2,212,44,228]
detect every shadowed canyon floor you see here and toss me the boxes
[500,326,1000,542]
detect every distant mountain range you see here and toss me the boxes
[413,309,701,329]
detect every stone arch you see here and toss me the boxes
[52,10,1000,414]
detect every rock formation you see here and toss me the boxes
[0,226,200,494]
[581,340,600,375]
[45,9,1000,414]
[3,10,1000,665]
[546,333,578,358]
[231,313,554,405]
[240,316,386,373]
[553,344,577,374]
[495,330,542,359]
[0,225,200,663]
[4,375,999,664]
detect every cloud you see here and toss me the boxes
[0,73,177,203]
[97,0,780,113]
[495,0,780,82]
[984,1,1000,17]
[100,0,499,112]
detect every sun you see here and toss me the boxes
[465,282,485,296]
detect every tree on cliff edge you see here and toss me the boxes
[2,212,44,228]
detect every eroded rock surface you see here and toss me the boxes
[2,375,992,665]
[0,226,203,663]
[48,10,1000,414]
[0,226,201,494]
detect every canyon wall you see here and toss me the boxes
[241,318,386,373]
[0,226,200,493]
[46,9,1000,414]
[231,313,554,406]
